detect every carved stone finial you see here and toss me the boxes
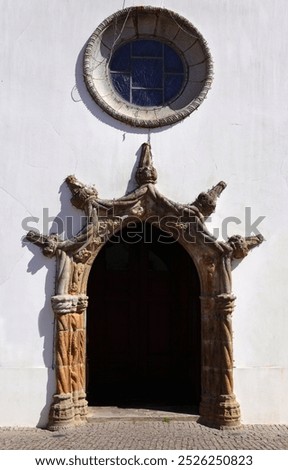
[26,230,59,258]
[65,175,98,212]
[136,143,158,186]
[193,181,227,218]
[228,234,264,259]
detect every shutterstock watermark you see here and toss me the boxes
[205,207,265,241]
[22,207,265,245]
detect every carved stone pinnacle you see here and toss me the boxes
[193,181,227,218]
[136,143,158,186]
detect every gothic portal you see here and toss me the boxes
[26,143,263,430]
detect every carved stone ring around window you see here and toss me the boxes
[83,6,213,128]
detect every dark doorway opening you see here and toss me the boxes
[86,223,201,410]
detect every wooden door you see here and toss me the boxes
[86,223,201,407]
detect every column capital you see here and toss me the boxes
[51,294,88,315]
[215,293,236,316]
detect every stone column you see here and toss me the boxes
[214,293,241,428]
[199,294,241,428]
[48,294,88,431]
[199,295,218,424]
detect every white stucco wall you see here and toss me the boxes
[0,0,287,426]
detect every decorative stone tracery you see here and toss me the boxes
[26,143,263,430]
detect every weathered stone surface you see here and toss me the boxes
[26,143,263,431]
[83,7,214,128]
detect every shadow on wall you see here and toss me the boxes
[22,240,56,428]
[22,182,87,428]
[125,144,145,194]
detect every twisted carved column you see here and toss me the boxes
[199,295,216,421]
[200,294,241,428]
[215,293,241,427]
[48,294,88,431]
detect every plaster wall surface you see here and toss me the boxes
[0,0,287,426]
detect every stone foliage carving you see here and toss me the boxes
[26,143,263,431]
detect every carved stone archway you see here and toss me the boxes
[26,143,263,430]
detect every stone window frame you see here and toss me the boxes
[26,143,263,431]
[84,6,213,128]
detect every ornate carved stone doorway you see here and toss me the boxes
[26,143,263,430]
[86,223,201,409]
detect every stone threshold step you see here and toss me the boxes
[87,406,199,422]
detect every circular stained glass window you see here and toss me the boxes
[84,6,213,128]
[109,40,185,107]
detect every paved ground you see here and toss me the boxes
[1,419,288,450]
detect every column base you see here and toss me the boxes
[199,394,241,429]
[48,392,88,431]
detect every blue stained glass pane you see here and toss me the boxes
[110,43,131,71]
[164,75,184,101]
[132,59,162,88]
[164,45,184,73]
[132,40,162,57]
[111,73,130,101]
[109,39,185,106]
[132,89,163,106]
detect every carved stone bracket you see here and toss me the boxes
[228,234,264,259]
[26,143,264,430]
